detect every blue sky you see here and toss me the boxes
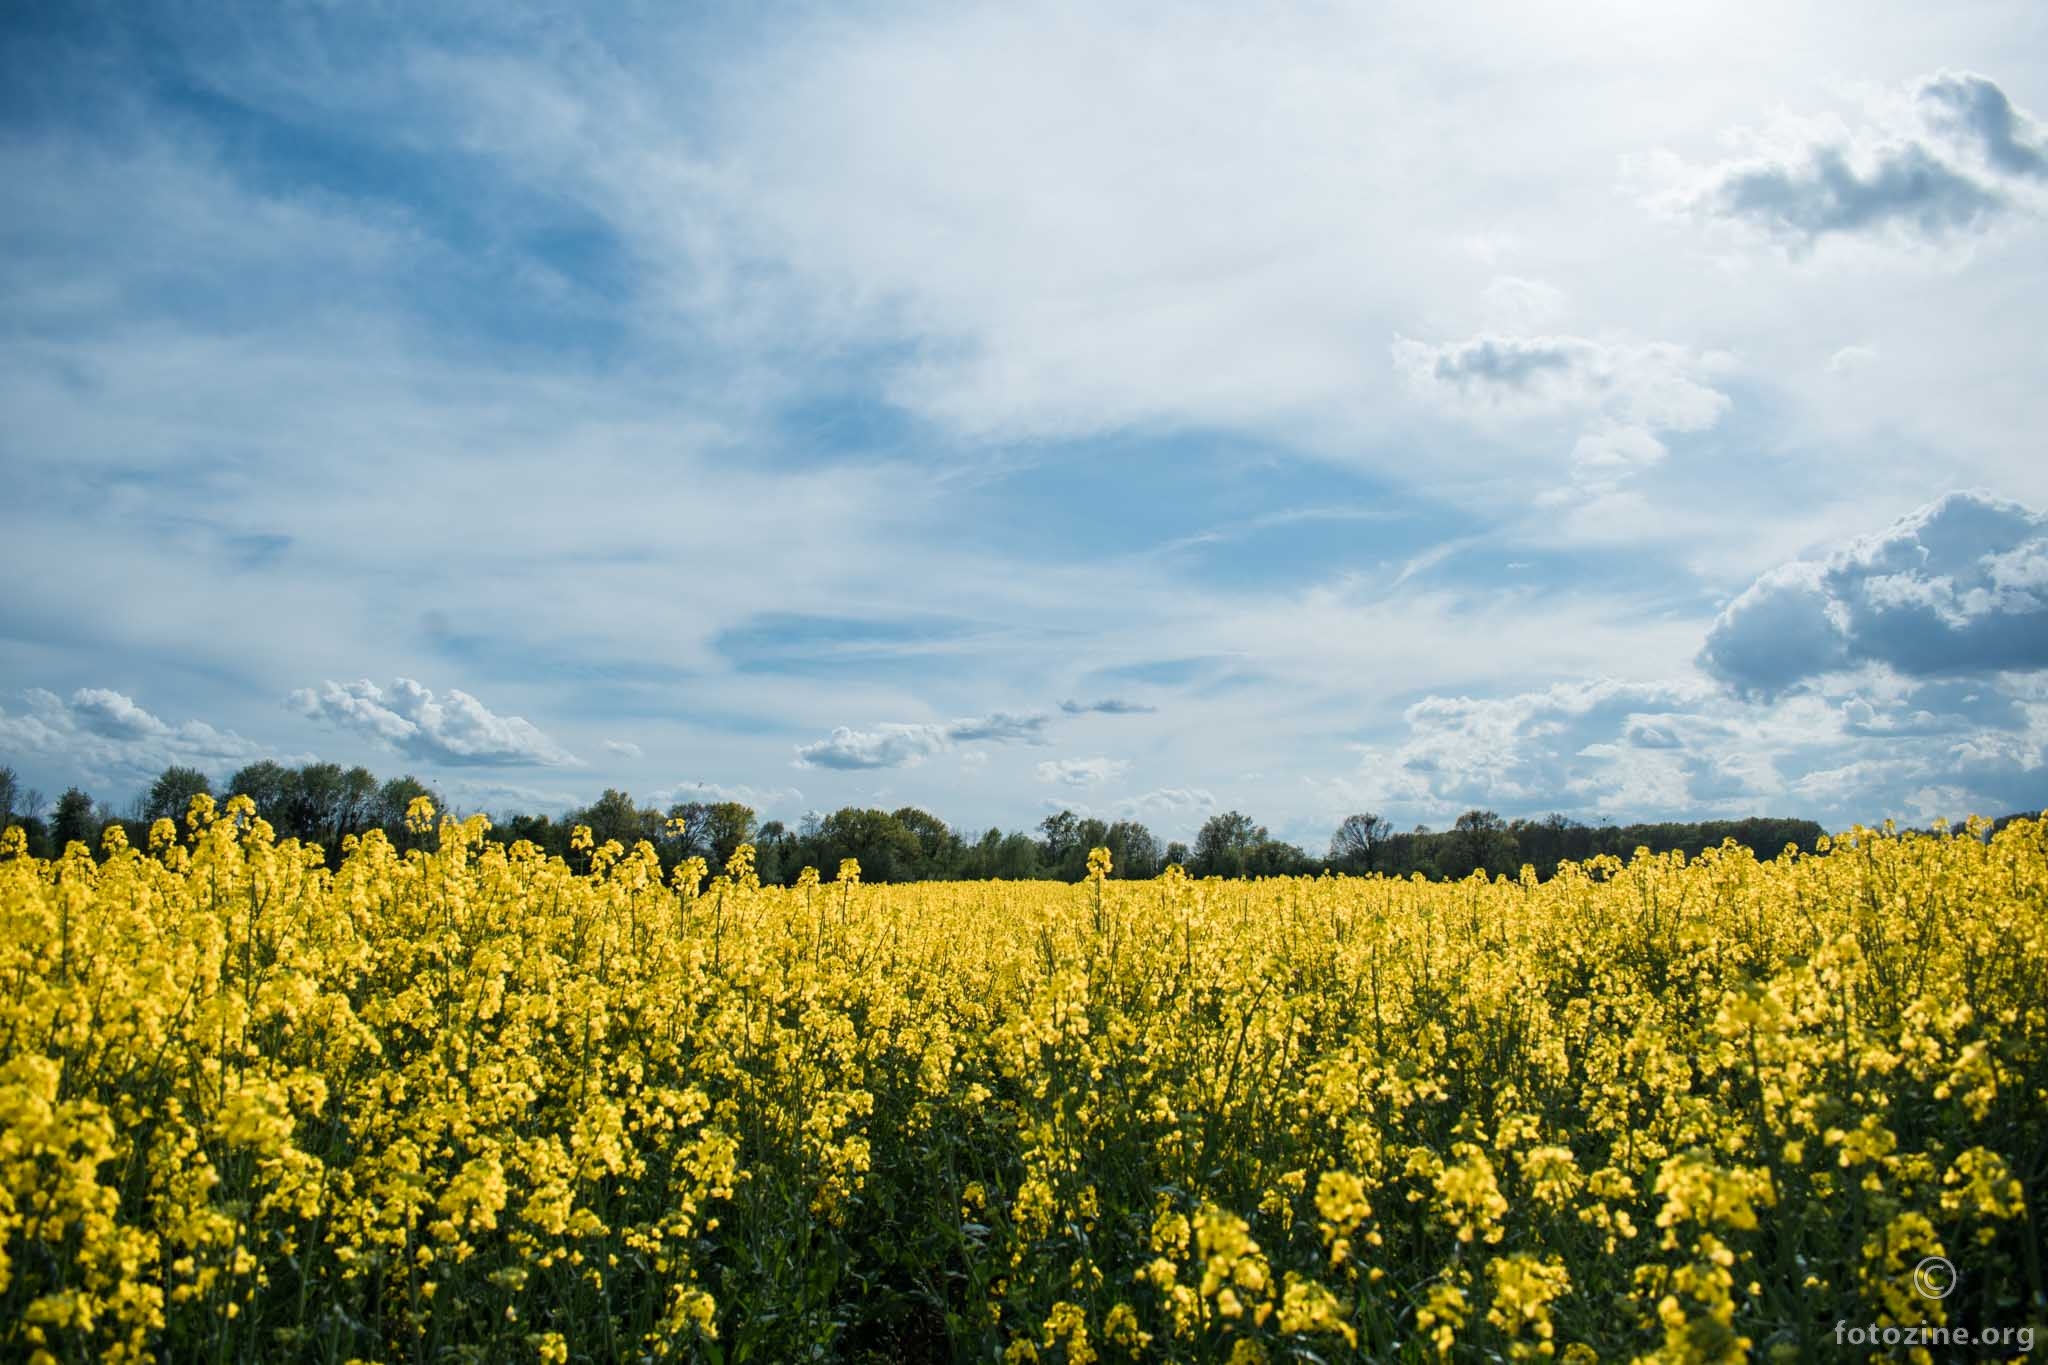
[3,0,2046,847]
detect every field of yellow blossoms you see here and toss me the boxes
[1,796,2043,1363]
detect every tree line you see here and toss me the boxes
[0,759,1937,885]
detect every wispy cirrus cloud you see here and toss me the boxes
[289,678,581,768]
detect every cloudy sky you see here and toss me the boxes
[3,1,2045,845]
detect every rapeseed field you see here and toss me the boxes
[1,798,2041,1362]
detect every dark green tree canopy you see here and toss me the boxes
[4,759,1849,881]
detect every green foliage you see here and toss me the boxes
[5,760,1872,888]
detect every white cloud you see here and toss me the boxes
[947,712,1053,743]
[69,688,176,740]
[1035,756,1131,787]
[439,777,576,816]
[1700,491,2048,694]
[0,687,268,787]
[1394,334,1732,431]
[1334,679,1724,818]
[1393,331,1731,493]
[1326,672,2044,828]
[793,710,1052,770]
[602,739,644,759]
[1922,71,2048,181]
[1059,698,1157,716]
[289,678,581,768]
[1648,70,2047,253]
[1114,787,1218,820]
[5,7,2048,845]
[1571,422,1670,474]
[1037,785,1221,842]
[651,781,806,816]
[794,724,949,770]
[1480,275,1568,331]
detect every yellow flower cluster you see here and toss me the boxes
[0,804,2043,1362]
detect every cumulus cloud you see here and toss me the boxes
[1059,698,1157,716]
[1035,756,1131,787]
[1654,70,2046,251]
[602,739,644,759]
[0,687,267,786]
[289,678,580,768]
[1700,491,2048,695]
[793,710,1052,770]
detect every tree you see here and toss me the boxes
[336,766,380,838]
[1510,812,1584,879]
[892,806,962,879]
[229,760,291,821]
[144,766,214,825]
[1038,810,1083,866]
[1043,816,1110,881]
[52,787,97,851]
[1104,820,1161,878]
[753,820,796,884]
[1329,812,1391,873]
[498,811,568,859]
[695,802,759,869]
[1448,809,1516,879]
[1192,811,1267,878]
[958,827,1002,879]
[1163,841,1190,869]
[815,808,922,883]
[1244,837,1313,877]
[580,789,655,850]
[377,776,437,846]
[992,831,1042,880]
[0,765,17,827]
